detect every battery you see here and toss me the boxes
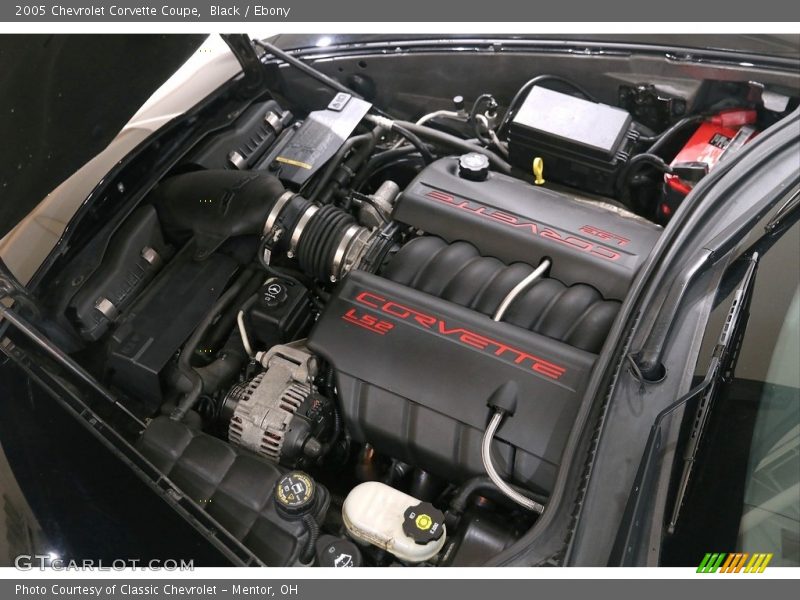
[661,112,758,220]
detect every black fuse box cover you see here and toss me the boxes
[187,100,289,171]
[68,205,172,342]
[509,86,636,195]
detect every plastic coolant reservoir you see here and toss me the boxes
[342,481,447,563]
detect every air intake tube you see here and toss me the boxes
[155,169,396,282]
[265,199,381,282]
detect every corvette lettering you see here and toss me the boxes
[347,291,566,380]
[425,189,621,261]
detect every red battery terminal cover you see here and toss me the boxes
[663,109,758,203]
[708,108,758,128]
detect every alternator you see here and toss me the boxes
[224,344,332,465]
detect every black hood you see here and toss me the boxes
[0,34,204,239]
[269,33,800,59]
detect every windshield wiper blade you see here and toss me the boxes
[765,188,800,234]
[666,252,760,533]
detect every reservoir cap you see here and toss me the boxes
[317,536,363,568]
[402,502,445,545]
[275,471,316,517]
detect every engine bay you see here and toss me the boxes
[23,43,799,567]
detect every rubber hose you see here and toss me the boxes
[391,120,512,174]
[171,270,251,421]
[618,152,674,194]
[449,476,548,515]
[318,127,382,205]
[640,115,706,154]
[317,408,342,457]
[195,335,247,394]
[204,267,263,350]
[301,515,320,564]
[170,333,247,395]
[392,125,434,165]
[352,145,418,191]
[308,131,375,203]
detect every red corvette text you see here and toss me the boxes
[344,290,566,380]
[425,189,621,261]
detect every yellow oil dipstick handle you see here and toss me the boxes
[533,157,545,185]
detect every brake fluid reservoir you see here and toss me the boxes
[342,481,446,563]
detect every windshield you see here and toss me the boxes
[739,281,799,561]
[663,217,800,567]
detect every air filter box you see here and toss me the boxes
[508,86,637,196]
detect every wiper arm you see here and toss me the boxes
[666,251,760,533]
[765,188,800,234]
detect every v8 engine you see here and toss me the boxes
[310,157,660,493]
[33,62,782,567]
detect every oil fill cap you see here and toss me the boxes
[402,502,445,545]
[275,471,316,517]
[458,152,490,181]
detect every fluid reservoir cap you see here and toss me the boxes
[260,278,289,308]
[316,536,363,568]
[342,481,447,563]
[402,502,445,545]
[458,152,490,181]
[275,471,316,517]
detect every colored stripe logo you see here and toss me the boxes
[275,156,313,170]
[697,553,773,573]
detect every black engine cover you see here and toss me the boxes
[392,158,661,300]
[308,271,596,493]
[383,236,621,355]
